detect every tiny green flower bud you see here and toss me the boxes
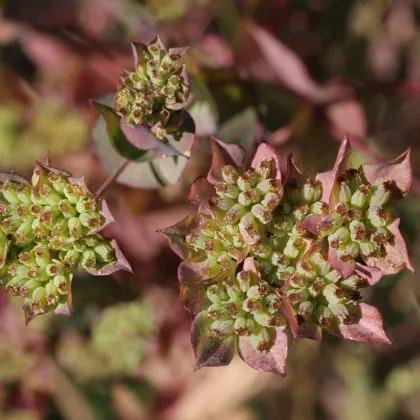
[359,239,375,256]
[58,199,77,218]
[207,284,227,303]
[247,284,266,300]
[207,302,225,319]
[329,303,350,324]
[339,181,352,203]
[298,301,314,321]
[370,181,392,207]
[317,305,333,326]
[261,192,280,210]
[257,179,282,194]
[291,204,310,222]
[215,182,239,199]
[94,242,115,263]
[289,274,305,288]
[47,171,68,194]
[33,244,51,267]
[15,222,36,246]
[234,317,255,336]
[46,261,64,277]
[237,270,252,292]
[1,181,20,204]
[63,183,87,204]
[252,243,272,260]
[221,165,239,184]
[284,237,305,259]
[271,252,290,267]
[296,260,316,280]
[36,184,62,205]
[81,249,96,270]
[68,217,84,239]
[224,277,241,299]
[225,203,246,224]
[198,218,218,238]
[351,185,369,208]
[308,278,324,297]
[255,158,276,180]
[310,201,329,215]
[20,279,42,298]
[340,275,363,290]
[301,179,322,203]
[265,293,282,313]
[249,326,275,353]
[242,297,261,313]
[210,319,234,338]
[324,269,341,283]
[328,226,350,249]
[53,274,71,295]
[31,286,47,312]
[1,216,19,233]
[310,251,330,276]
[79,212,103,230]
[367,206,389,228]
[238,189,260,207]
[61,250,81,267]
[251,204,272,224]
[286,288,309,303]
[16,184,32,204]
[337,241,359,262]
[323,283,345,304]
[254,310,284,328]
[237,171,256,191]
[45,281,59,306]
[76,198,97,214]
[72,240,87,253]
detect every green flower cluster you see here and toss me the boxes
[283,248,366,333]
[320,169,395,264]
[0,162,120,320]
[115,35,189,140]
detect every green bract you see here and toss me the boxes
[0,156,131,323]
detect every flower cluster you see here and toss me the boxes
[114,35,189,140]
[162,136,413,375]
[0,155,131,323]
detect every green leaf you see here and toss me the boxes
[92,101,151,162]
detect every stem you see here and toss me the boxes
[95,159,130,199]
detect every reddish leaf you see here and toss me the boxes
[331,303,392,344]
[355,264,383,286]
[0,172,30,185]
[327,100,367,138]
[300,214,332,236]
[207,137,246,184]
[315,170,334,203]
[364,218,415,275]
[187,176,217,213]
[284,154,305,187]
[250,143,282,181]
[328,246,356,279]
[178,262,214,314]
[85,239,133,276]
[192,311,235,370]
[238,328,288,375]
[159,213,206,262]
[362,149,412,197]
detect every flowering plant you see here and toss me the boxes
[161,136,413,375]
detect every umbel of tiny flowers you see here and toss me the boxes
[0,154,132,324]
[301,135,414,279]
[114,35,189,140]
[161,137,406,375]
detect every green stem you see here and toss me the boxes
[95,159,130,199]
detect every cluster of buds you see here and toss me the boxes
[114,35,189,140]
[0,155,131,323]
[162,136,413,375]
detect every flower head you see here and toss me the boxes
[0,154,131,323]
[114,35,189,140]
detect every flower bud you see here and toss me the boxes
[45,281,59,306]
[261,192,280,210]
[291,204,309,222]
[298,301,314,320]
[252,243,272,260]
[61,250,81,267]
[207,284,228,303]
[338,181,351,203]
[237,270,252,292]
[310,251,330,276]
[46,261,64,277]
[254,310,284,328]
[68,217,84,239]
[271,252,289,267]
[329,303,350,324]
[30,286,47,312]
[234,317,255,336]
[337,241,359,262]
[15,222,36,246]
[310,201,329,215]
[257,179,282,194]
[225,203,246,224]
[81,249,97,270]
[16,184,32,204]
[210,319,234,338]
[324,270,341,283]
[249,326,275,353]
[370,182,392,207]
[323,283,345,304]
[301,179,322,203]
[224,277,241,299]
[296,260,316,280]
[47,172,68,194]
[255,158,276,180]
[340,275,362,290]
[317,305,333,326]
[284,237,304,259]
[287,288,309,303]
[33,244,51,267]
[359,239,375,256]
[215,182,239,199]
[53,274,71,295]
[221,165,239,184]
[238,189,260,207]
[36,184,62,205]
[237,171,257,191]
[242,298,261,313]
[328,226,350,249]
[1,181,20,204]
[73,240,87,253]
[251,204,272,224]
[367,206,389,228]
[79,212,103,230]
[207,302,225,319]
[351,185,369,208]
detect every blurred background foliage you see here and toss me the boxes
[0,0,420,419]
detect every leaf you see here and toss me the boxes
[327,100,367,138]
[238,328,288,375]
[328,246,356,279]
[361,149,412,198]
[250,143,282,182]
[355,264,383,286]
[364,218,415,275]
[0,172,30,185]
[331,303,392,344]
[94,115,190,189]
[92,101,151,161]
[192,311,235,369]
[207,137,247,184]
[217,107,259,151]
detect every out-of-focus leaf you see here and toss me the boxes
[327,100,367,138]
[217,107,259,150]
[92,101,151,162]
[94,116,189,189]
